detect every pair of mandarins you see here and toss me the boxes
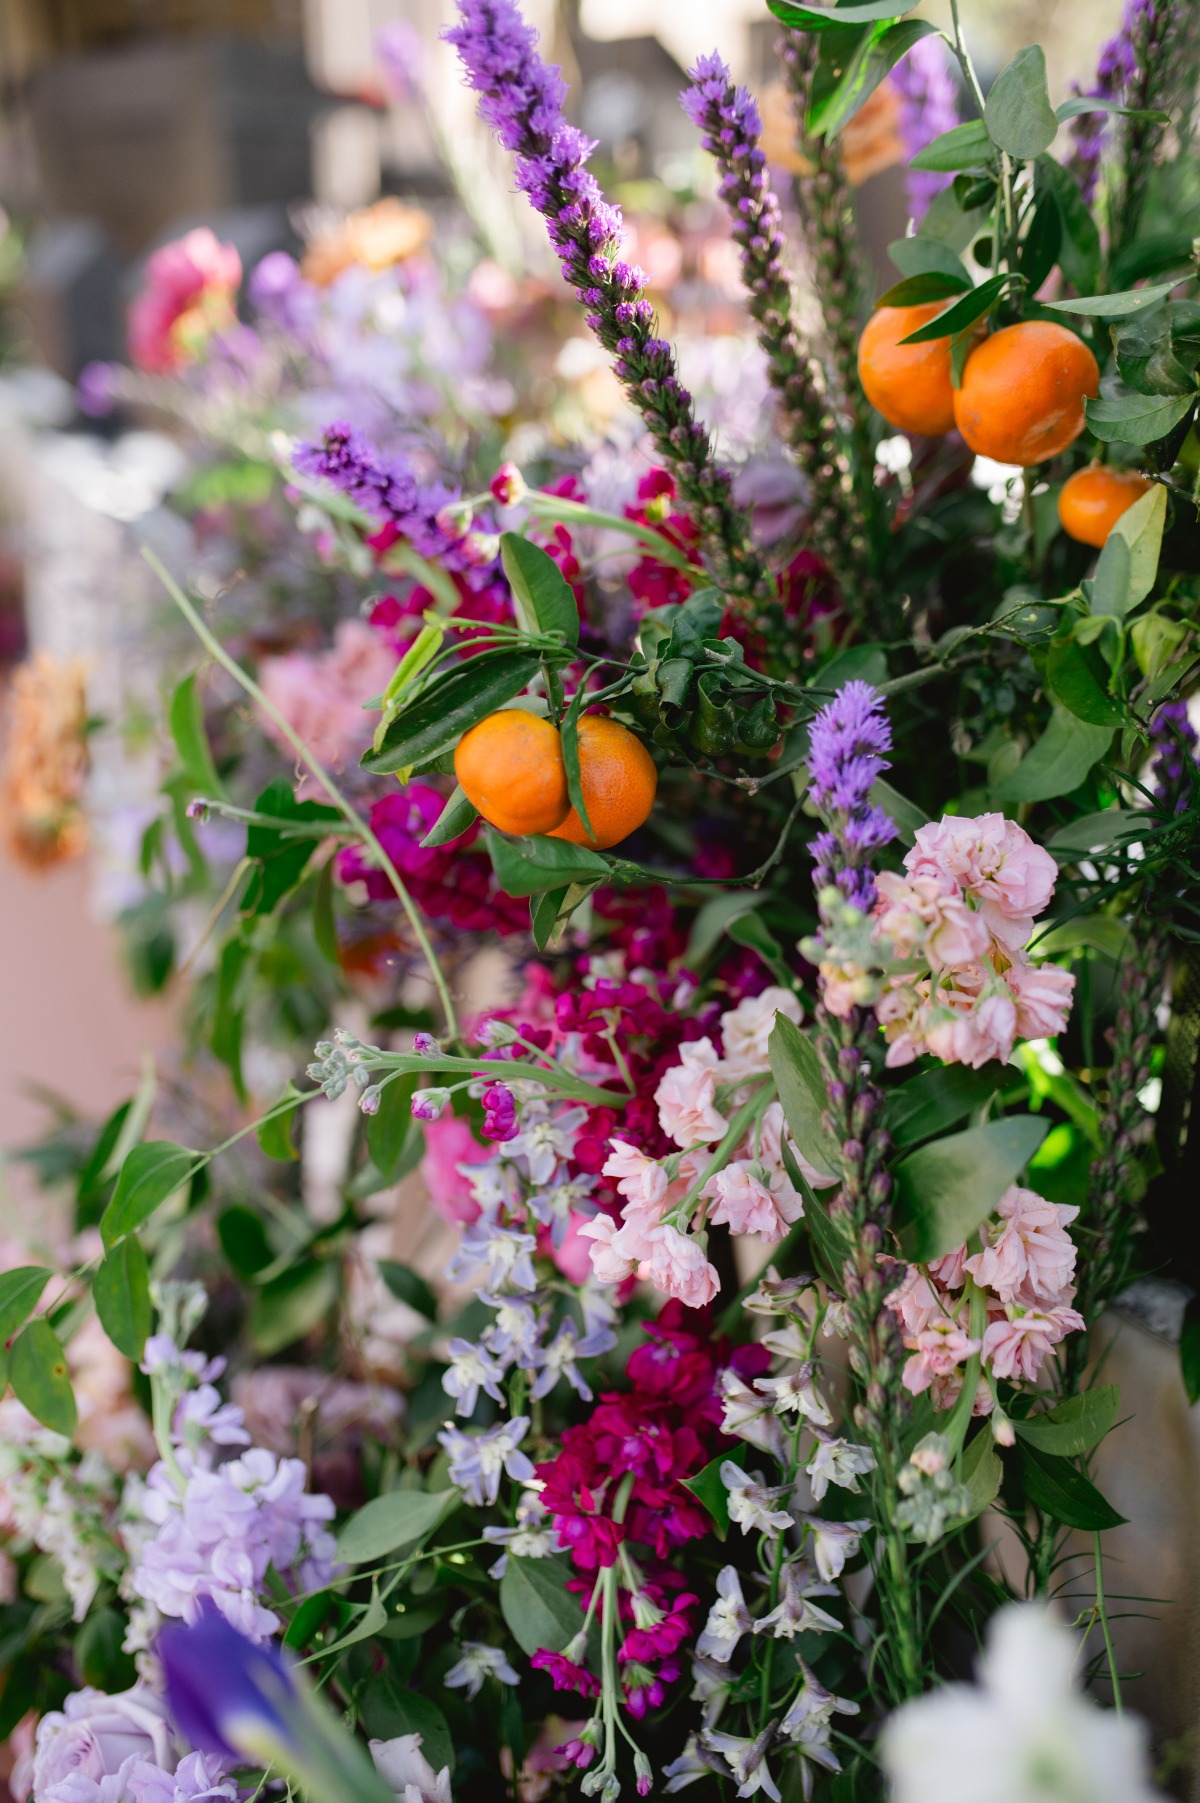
[454,710,657,848]
[858,305,1150,546]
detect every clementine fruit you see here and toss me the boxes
[548,716,658,850]
[857,301,962,437]
[453,709,570,837]
[952,321,1100,467]
[1057,464,1152,548]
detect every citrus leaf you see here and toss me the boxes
[875,271,972,307]
[1043,278,1182,319]
[486,828,609,898]
[899,273,1018,344]
[501,533,580,646]
[811,18,937,139]
[1085,389,1194,446]
[362,651,542,775]
[909,119,993,172]
[419,784,478,848]
[993,709,1112,804]
[93,1237,152,1361]
[10,1319,77,1437]
[984,45,1057,160]
[1044,639,1124,726]
[101,1142,199,1248]
[768,0,923,23]
[894,1116,1050,1261]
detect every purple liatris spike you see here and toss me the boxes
[1150,698,1199,813]
[807,680,897,909]
[1066,0,1160,203]
[891,36,959,223]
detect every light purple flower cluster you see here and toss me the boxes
[294,420,508,597]
[1066,0,1157,202]
[891,37,959,223]
[1150,698,1199,813]
[807,680,897,909]
[24,1684,237,1803]
[444,0,772,611]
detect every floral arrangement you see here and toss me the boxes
[4,1,1200,1801]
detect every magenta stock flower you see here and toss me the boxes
[128,229,242,374]
[530,1648,601,1699]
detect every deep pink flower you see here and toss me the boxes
[531,1649,601,1699]
[128,229,241,373]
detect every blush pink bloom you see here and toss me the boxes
[965,1185,1079,1306]
[717,986,802,1079]
[548,1211,597,1285]
[639,1223,720,1308]
[902,1315,982,1395]
[886,1266,943,1338]
[928,1244,968,1288]
[907,813,1057,951]
[602,1139,670,1213]
[1005,957,1076,1040]
[924,989,1017,1069]
[420,1112,490,1224]
[259,620,397,778]
[654,1037,728,1148]
[875,869,991,970]
[757,1099,838,1192]
[579,1213,637,1284]
[128,228,242,373]
[703,1160,798,1243]
[982,1304,1085,1382]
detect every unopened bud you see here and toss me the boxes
[413,1030,442,1058]
[358,1085,382,1116]
[435,500,474,539]
[411,1087,449,1121]
[185,798,209,822]
[489,461,526,507]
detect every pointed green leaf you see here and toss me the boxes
[365,1075,419,1184]
[101,1142,199,1248]
[1044,639,1124,726]
[909,119,993,172]
[1085,389,1194,447]
[10,1319,77,1436]
[1017,1444,1126,1530]
[993,709,1113,804]
[960,1425,1003,1519]
[768,1014,841,1181]
[1013,1385,1119,1457]
[337,1488,460,1565]
[1101,482,1166,614]
[500,1555,584,1656]
[887,1065,1010,1149]
[1044,279,1182,319]
[768,0,923,23]
[419,784,478,848]
[169,672,223,797]
[811,18,937,139]
[501,533,580,646]
[899,273,1019,345]
[984,45,1057,160]
[486,827,609,898]
[258,1089,302,1163]
[0,1267,53,1343]
[92,1237,152,1361]
[362,650,542,775]
[876,271,972,308]
[894,1116,1050,1261]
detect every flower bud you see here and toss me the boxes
[489,461,526,507]
[185,798,210,822]
[358,1085,382,1116]
[413,1031,442,1058]
[410,1088,449,1121]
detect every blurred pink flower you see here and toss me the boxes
[128,228,242,374]
[258,619,396,776]
[420,1112,490,1224]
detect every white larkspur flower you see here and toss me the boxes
[781,1660,860,1744]
[530,1321,593,1402]
[799,1514,872,1583]
[805,1431,876,1503]
[443,1639,520,1700]
[696,1565,754,1663]
[752,1561,842,1640]
[480,1489,554,1577]
[720,1462,794,1539]
[437,1418,535,1507]
[506,1103,588,1185]
[718,1369,785,1458]
[754,1362,833,1425]
[880,1603,1161,1803]
[441,1338,507,1416]
[702,1726,782,1801]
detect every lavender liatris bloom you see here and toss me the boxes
[807,680,897,909]
[890,36,959,223]
[1067,0,1176,230]
[444,0,774,618]
[1150,698,1199,812]
[681,54,870,610]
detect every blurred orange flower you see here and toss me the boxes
[2,653,89,870]
[301,197,434,287]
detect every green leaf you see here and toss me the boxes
[531,884,570,951]
[1044,639,1123,726]
[365,1690,454,1776]
[312,856,338,965]
[899,273,1017,344]
[1017,191,1062,294]
[875,271,972,307]
[500,1555,584,1656]
[500,533,580,646]
[1181,1294,1200,1405]
[887,240,973,290]
[377,1261,438,1320]
[1014,1385,1120,1457]
[887,1065,1010,1149]
[258,1089,302,1163]
[1099,483,1166,615]
[768,1014,841,1181]
[362,650,541,776]
[687,891,762,964]
[169,672,222,796]
[984,45,1058,160]
[1112,302,1200,398]
[1055,96,1169,124]
[337,1488,460,1565]
[726,912,793,986]
[960,1426,1003,1519]
[1085,388,1195,447]
[10,1319,77,1436]
[74,1607,137,1693]
[243,781,339,917]
[1034,154,1101,294]
[93,1237,152,1360]
[993,709,1113,804]
[1089,533,1132,620]
[419,784,478,848]
[909,119,994,172]
[559,688,596,843]
[486,827,609,898]
[217,1205,274,1278]
[1017,1444,1126,1530]
[768,0,923,24]
[1043,278,1182,319]
[869,777,928,846]
[366,1075,418,1184]
[101,1142,198,1248]
[316,1583,389,1657]
[811,18,936,138]
[0,1267,53,1343]
[249,1260,339,1356]
[894,1116,1050,1262]
[682,1448,747,1537]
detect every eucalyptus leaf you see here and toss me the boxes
[984,45,1058,160]
[993,709,1112,804]
[894,1116,1050,1261]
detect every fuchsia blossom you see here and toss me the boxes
[128,229,242,374]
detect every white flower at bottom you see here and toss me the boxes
[696,1565,754,1663]
[702,1727,782,1801]
[880,1603,1161,1803]
[720,1462,794,1539]
[370,1733,452,1803]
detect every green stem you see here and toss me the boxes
[1093,1530,1123,1712]
[143,547,461,1042]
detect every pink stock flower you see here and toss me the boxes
[702,1160,800,1243]
[901,1315,982,1396]
[717,985,802,1079]
[579,1214,637,1284]
[886,1266,943,1338]
[1006,957,1077,1039]
[923,989,1018,1070]
[420,1113,491,1224]
[603,1139,670,1213]
[906,813,1058,951]
[875,869,991,970]
[592,1216,720,1308]
[654,1038,729,1147]
[982,1304,1085,1382]
[965,1186,1079,1306]
[258,620,396,776]
[128,228,242,373]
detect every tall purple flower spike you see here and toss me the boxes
[1066,0,1169,207]
[445,0,773,619]
[807,679,897,910]
[1150,698,1199,814]
[891,36,959,223]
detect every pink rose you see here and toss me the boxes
[965,1185,1079,1306]
[654,1038,728,1148]
[1005,957,1076,1039]
[420,1113,490,1224]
